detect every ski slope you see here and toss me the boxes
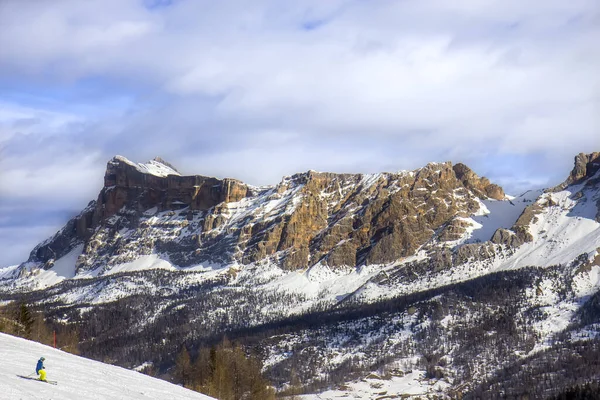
[0,333,213,400]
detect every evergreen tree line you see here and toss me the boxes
[467,339,600,399]
[0,303,80,355]
[170,338,276,400]
[2,260,598,397]
[551,382,600,400]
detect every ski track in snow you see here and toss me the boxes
[0,333,213,400]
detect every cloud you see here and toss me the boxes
[0,0,598,264]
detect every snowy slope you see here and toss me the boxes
[466,189,543,243]
[299,371,448,399]
[508,180,600,268]
[0,155,598,397]
[0,333,213,400]
[113,155,181,177]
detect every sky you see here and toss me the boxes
[0,0,599,266]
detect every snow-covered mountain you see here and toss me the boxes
[8,154,510,280]
[0,332,213,400]
[1,151,599,398]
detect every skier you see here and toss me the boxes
[36,357,46,381]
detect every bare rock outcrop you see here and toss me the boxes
[27,156,509,273]
[491,227,532,248]
[453,163,505,200]
[101,156,249,219]
[552,152,600,192]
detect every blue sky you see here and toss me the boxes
[0,0,599,266]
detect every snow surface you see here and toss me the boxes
[298,370,448,399]
[466,189,543,243]
[0,167,599,398]
[102,254,177,276]
[2,168,599,332]
[510,188,600,268]
[0,333,213,400]
[0,264,18,280]
[10,245,85,290]
[114,155,180,178]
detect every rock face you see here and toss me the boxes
[102,156,249,217]
[552,152,600,191]
[28,156,507,272]
[453,163,505,200]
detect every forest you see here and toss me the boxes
[2,259,600,398]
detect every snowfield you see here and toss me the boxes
[0,333,213,400]
[299,370,449,399]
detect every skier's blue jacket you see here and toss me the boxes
[36,359,44,374]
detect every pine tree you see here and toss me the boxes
[175,346,192,387]
[16,303,33,339]
[285,367,303,400]
[0,305,18,335]
[248,353,276,400]
[192,338,275,400]
[30,313,53,346]
[191,347,212,391]
[208,345,234,400]
[57,325,80,355]
[230,344,246,399]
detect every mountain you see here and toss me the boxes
[0,332,213,399]
[5,155,510,284]
[1,152,600,398]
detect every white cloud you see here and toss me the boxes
[0,0,596,165]
[0,0,598,264]
[0,102,85,145]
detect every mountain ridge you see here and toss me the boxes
[1,151,600,398]
[17,155,509,277]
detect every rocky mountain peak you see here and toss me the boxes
[102,156,248,216]
[25,156,512,273]
[453,162,505,200]
[5,152,600,400]
[107,155,182,181]
[552,152,600,191]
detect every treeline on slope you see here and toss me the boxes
[464,267,600,398]
[0,300,276,399]
[5,262,600,397]
[0,302,79,354]
[465,339,600,399]
[48,266,557,392]
[550,382,600,400]
[249,281,541,392]
[170,338,276,400]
